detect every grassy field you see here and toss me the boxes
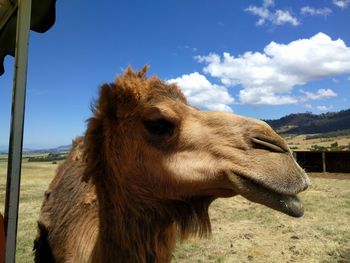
[0,160,58,262]
[0,160,349,262]
[284,133,350,151]
[173,173,350,263]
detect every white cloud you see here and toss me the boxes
[240,89,298,105]
[245,6,270,26]
[245,1,300,26]
[167,72,234,112]
[300,6,332,16]
[332,0,350,8]
[304,104,313,109]
[273,10,300,26]
[196,33,350,105]
[300,88,337,100]
[316,105,333,111]
[263,0,274,8]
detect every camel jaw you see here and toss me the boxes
[227,172,305,217]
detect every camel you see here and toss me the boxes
[33,66,310,263]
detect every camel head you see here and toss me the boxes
[84,66,310,234]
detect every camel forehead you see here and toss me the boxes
[145,80,187,105]
[115,67,187,105]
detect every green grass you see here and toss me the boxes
[0,160,349,262]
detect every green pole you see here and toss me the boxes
[4,0,32,262]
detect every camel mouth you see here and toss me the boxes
[227,172,305,217]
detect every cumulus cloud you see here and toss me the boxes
[167,72,234,112]
[300,6,332,17]
[300,88,337,100]
[332,0,350,8]
[245,0,300,26]
[195,33,350,105]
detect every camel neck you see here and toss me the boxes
[92,178,176,263]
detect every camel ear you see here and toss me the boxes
[95,83,118,120]
[83,80,135,182]
[92,65,151,121]
[82,83,118,182]
[94,81,134,120]
[83,67,150,182]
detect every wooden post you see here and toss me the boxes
[322,151,326,173]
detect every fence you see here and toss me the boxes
[293,151,350,173]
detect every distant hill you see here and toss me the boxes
[0,144,71,154]
[25,144,72,154]
[265,109,350,134]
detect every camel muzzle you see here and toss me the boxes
[227,171,306,217]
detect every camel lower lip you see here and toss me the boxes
[274,194,304,217]
[227,173,304,217]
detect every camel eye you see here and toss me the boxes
[143,118,175,136]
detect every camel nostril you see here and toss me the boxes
[251,137,288,153]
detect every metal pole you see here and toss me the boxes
[4,0,32,262]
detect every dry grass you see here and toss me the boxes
[0,160,349,263]
[0,159,58,263]
[173,173,350,263]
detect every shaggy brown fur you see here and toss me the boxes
[34,66,309,263]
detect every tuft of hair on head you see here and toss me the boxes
[89,66,151,121]
[113,65,152,104]
[118,65,149,83]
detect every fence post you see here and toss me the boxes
[322,151,326,173]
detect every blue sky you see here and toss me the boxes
[0,0,349,149]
